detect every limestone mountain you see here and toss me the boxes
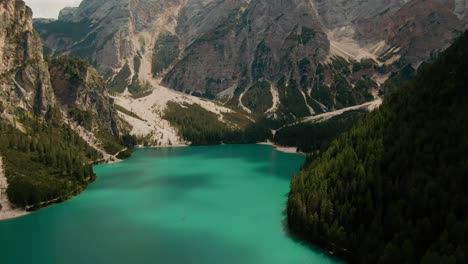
[0,0,124,152]
[0,0,55,116]
[33,0,468,118]
[48,56,122,140]
[0,0,132,214]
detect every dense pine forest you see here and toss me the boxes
[287,32,468,263]
[274,110,366,153]
[163,99,365,152]
[163,101,272,145]
[0,112,99,209]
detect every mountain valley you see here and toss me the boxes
[0,0,467,263]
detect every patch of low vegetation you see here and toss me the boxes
[278,77,310,118]
[68,107,93,131]
[110,63,131,93]
[114,104,145,121]
[352,58,377,73]
[242,81,273,114]
[50,56,90,75]
[128,78,153,99]
[152,32,180,76]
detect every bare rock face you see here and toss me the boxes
[314,0,468,65]
[0,0,55,115]
[311,0,407,29]
[35,0,184,86]
[0,0,124,140]
[33,0,468,118]
[164,0,329,94]
[48,56,123,137]
[351,0,468,65]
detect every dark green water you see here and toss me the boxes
[0,145,341,264]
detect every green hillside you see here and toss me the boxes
[287,32,468,263]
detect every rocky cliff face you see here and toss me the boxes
[48,56,122,137]
[169,0,328,87]
[34,0,184,89]
[33,0,468,118]
[0,0,124,154]
[311,0,401,28]
[348,0,468,66]
[0,0,54,115]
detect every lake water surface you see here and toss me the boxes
[0,145,341,264]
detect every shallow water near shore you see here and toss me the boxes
[0,145,341,264]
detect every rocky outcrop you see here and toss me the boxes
[0,0,54,115]
[48,56,123,137]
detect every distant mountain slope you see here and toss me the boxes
[287,31,468,263]
[33,0,468,118]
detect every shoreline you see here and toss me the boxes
[257,142,306,155]
[139,142,306,155]
[0,157,29,221]
[0,143,302,221]
[135,144,189,149]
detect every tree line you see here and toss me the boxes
[287,32,468,263]
[0,113,99,208]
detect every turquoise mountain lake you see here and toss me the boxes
[0,145,341,264]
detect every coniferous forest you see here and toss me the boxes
[163,101,272,145]
[0,112,99,209]
[287,32,468,263]
[274,110,366,153]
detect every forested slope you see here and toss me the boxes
[287,32,468,263]
[0,115,98,209]
[273,110,367,153]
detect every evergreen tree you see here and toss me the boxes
[287,32,468,263]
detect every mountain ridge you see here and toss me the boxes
[34,0,468,118]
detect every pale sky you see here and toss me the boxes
[24,0,82,18]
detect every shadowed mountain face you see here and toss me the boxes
[34,0,468,117]
[0,0,55,114]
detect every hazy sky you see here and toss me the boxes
[24,0,82,18]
